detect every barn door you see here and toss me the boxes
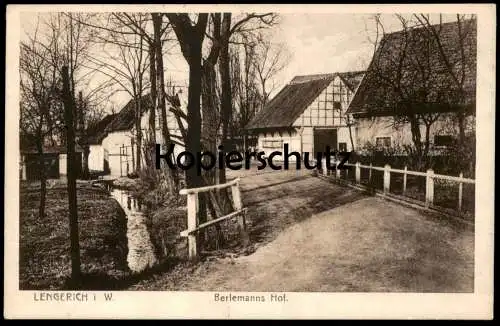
[314,128,338,155]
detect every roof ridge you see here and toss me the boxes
[383,18,476,39]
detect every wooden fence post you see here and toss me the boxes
[368,163,372,184]
[458,172,463,213]
[231,180,249,246]
[186,193,198,260]
[403,166,407,196]
[322,158,327,176]
[425,169,434,208]
[120,145,123,177]
[383,164,391,194]
[355,162,360,184]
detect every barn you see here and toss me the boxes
[98,93,186,177]
[245,71,365,160]
[20,145,84,181]
[85,113,117,173]
[346,19,477,155]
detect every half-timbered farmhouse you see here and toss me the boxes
[245,71,365,159]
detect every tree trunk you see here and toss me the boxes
[423,122,431,158]
[153,13,178,191]
[82,145,90,179]
[77,92,89,179]
[62,66,81,288]
[201,62,218,185]
[457,111,466,146]
[148,43,157,167]
[200,56,222,249]
[36,138,46,219]
[131,138,135,172]
[409,115,423,157]
[135,94,142,173]
[347,116,355,151]
[218,13,232,185]
[186,43,203,190]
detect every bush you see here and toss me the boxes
[148,206,188,260]
[136,165,161,192]
[357,137,476,176]
[135,165,187,261]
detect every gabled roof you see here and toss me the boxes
[84,113,117,145]
[347,19,477,116]
[104,94,153,133]
[337,71,366,92]
[289,71,365,91]
[245,71,365,131]
[103,93,182,134]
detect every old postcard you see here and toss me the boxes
[4,3,495,319]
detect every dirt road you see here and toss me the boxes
[131,171,474,292]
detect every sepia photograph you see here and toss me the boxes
[4,4,495,319]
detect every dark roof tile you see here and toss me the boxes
[246,71,365,130]
[347,19,477,116]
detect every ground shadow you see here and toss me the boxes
[61,257,184,291]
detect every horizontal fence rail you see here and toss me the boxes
[179,177,248,260]
[318,160,475,217]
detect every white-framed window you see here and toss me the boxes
[375,136,391,149]
[262,139,283,149]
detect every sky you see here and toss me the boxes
[132,13,460,104]
[20,12,461,114]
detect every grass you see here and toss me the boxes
[19,181,130,290]
[332,166,475,221]
[19,168,474,292]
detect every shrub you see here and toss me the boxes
[135,165,187,261]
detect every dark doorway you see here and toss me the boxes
[314,128,338,154]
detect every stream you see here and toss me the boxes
[109,187,158,273]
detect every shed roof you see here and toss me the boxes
[21,144,84,154]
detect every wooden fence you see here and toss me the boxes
[318,159,475,216]
[179,178,248,260]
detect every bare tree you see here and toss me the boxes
[166,13,209,190]
[216,13,280,183]
[62,65,82,288]
[37,13,114,178]
[86,15,151,173]
[20,25,63,219]
[365,14,474,168]
[20,12,105,214]
[252,36,291,109]
[229,30,290,153]
[414,14,477,149]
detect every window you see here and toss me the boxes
[262,139,283,149]
[376,137,391,148]
[434,135,454,147]
[338,142,347,152]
